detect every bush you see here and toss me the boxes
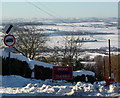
[34,65,52,80]
[2,58,31,78]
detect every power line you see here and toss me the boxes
[26,1,66,23]
[35,1,64,19]
[25,1,93,39]
[27,1,56,18]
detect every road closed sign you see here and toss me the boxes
[52,66,73,80]
[4,34,16,47]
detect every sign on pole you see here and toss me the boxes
[4,34,16,47]
[3,24,15,75]
[52,66,73,80]
[3,24,14,34]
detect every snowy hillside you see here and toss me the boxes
[1,17,119,49]
[0,75,120,96]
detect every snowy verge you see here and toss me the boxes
[0,75,120,96]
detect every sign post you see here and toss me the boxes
[8,51,11,74]
[4,34,16,75]
[3,24,15,75]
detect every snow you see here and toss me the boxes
[37,20,118,49]
[29,60,59,69]
[2,75,39,88]
[1,49,30,63]
[0,20,119,49]
[1,49,58,69]
[80,52,107,59]
[80,61,96,66]
[73,69,95,77]
[0,75,120,96]
[39,23,117,34]
[44,23,118,49]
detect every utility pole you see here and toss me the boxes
[108,39,111,79]
[103,57,105,76]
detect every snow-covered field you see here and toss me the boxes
[0,18,119,49]
[45,27,118,49]
[37,21,118,49]
[0,75,120,96]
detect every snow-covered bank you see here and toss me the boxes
[1,49,58,69]
[1,49,95,77]
[0,75,120,96]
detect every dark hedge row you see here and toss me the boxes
[2,57,95,83]
[2,57,32,78]
[34,65,52,80]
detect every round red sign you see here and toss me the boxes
[4,34,16,47]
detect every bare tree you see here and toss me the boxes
[14,26,48,60]
[50,34,83,66]
[61,35,83,66]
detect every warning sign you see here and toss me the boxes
[52,66,73,80]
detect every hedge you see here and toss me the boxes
[2,57,95,83]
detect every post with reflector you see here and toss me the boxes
[110,71,115,82]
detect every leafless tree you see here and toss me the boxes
[14,26,48,60]
[61,35,83,66]
[50,34,83,66]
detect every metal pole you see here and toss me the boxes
[8,50,11,75]
[103,57,105,76]
[108,39,111,79]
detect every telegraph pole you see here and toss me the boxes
[108,39,111,79]
[103,57,105,76]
